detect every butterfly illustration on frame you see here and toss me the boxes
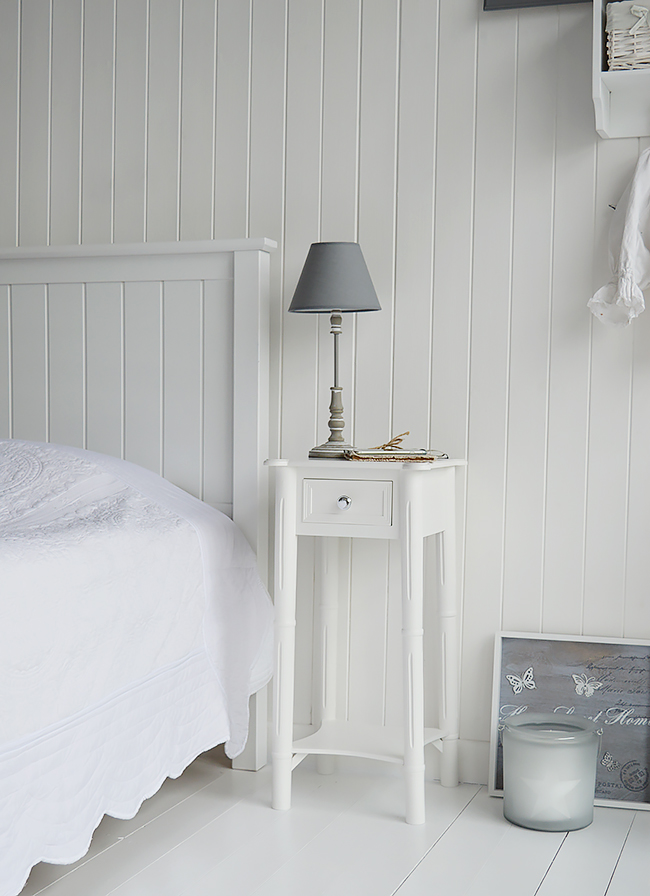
[505,666,536,695]
[572,673,604,697]
[601,751,620,770]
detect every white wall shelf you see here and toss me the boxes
[593,0,650,138]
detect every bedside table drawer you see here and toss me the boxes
[303,478,393,527]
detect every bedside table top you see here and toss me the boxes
[265,457,466,471]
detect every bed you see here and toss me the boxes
[0,239,275,896]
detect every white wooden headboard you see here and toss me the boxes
[0,238,275,768]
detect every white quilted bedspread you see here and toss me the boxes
[0,440,273,896]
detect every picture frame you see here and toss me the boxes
[483,0,589,9]
[489,632,650,809]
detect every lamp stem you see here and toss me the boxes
[308,310,353,458]
[331,310,341,389]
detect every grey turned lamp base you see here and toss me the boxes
[308,441,355,459]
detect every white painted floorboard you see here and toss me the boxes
[20,748,648,896]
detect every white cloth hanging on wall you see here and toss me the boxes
[588,146,650,326]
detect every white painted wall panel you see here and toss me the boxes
[50,0,83,246]
[11,284,47,441]
[0,287,10,437]
[213,0,251,240]
[146,0,182,243]
[124,280,162,472]
[202,277,233,509]
[113,0,148,244]
[162,278,202,496]
[430,0,475,461]
[2,0,650,783]
[392,0,436,448]
[348,537,390,726]
[48,282,85,448]
[320,0,360,242]
[281,0,323,458]
[355,0,398,448]
[584,139,638,638]
[462,9,517,747]
[179,0,217,241]
[318,0,360,455]
[542,6,595,638]
[18,0,51,247]
[345,1,400,736]
[249,0,286,461]
[85,280,122,456]
[81,0,115,244]
[501,10,558,635]
[0,2,19,248]
[626,318,650,637]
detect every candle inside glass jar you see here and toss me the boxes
[502,713,600,831]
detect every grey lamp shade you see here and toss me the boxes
[288,242,381,313]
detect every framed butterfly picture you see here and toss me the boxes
[489,632,650,809]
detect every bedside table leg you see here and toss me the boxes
[272,470,298,811]
[438,526,460,787]
[400,478,426,825]
[314,537,339,775]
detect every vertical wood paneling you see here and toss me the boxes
[202,278,233,508]
[213,0,252,239]
[86,281,122,456]
[391,0,437,448]
[0,2,19,248]
[146,0,182,242]
[281,0,323,459]
[50,0,82,245]
[501,10,559,634]
[179,0,217,241]
[293,535,316,725]
[277,0,324,722]
[4,0,650,779]
[354,0,399,448]
[347,0,400,728]
[430,2,477,738]
[430,0,475,460]
[461,10,518,745]
[11,284,47,440]
[311,0,361,722]
[317,0,360,451]
[18,0,51,246]
[0,287,10,438]
[625,315,650,638]
[81,0,116,243]
[163,279,202,497]
[320,0,360,241]
[48,282,84,447]
[113,0,148,243]
[249,0,286,459]
[347,537,390,725]
[384,539,404,727]
[542,5,595,635]
[124,280,162,473]
[583,138,638,637]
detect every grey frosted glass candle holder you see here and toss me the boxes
[502,713,600,831]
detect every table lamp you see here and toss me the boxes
[289,242,381,458]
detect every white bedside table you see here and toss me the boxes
[267,457,465,824]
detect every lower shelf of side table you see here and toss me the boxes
[290,720,445,768]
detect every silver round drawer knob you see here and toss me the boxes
[337,495,352,510]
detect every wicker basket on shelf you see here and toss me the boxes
[607,1,650,69]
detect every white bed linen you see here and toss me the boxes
[0,440,273,896]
